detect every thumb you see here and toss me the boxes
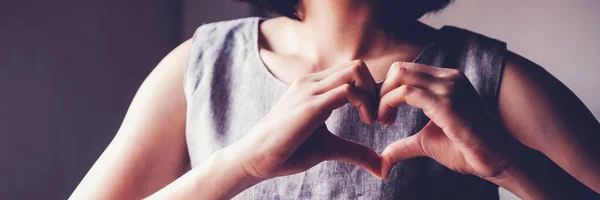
[324,133,384,179]
[380,134,426,179]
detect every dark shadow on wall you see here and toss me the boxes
[182,0,258,39]
[0,0,182,199]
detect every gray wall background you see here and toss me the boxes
[1,0,181,199]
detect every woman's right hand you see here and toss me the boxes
[223,60,384,182]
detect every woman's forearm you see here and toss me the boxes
[484,147,598,200]
[485,160,550,200]
[145,148,262,200]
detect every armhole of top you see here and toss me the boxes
[438,26,508,113]
[493,46,509,113]
[481,33,508,113]
[182,17,259,104]
[183,24,209,103]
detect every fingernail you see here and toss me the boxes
[377,113,386,123]
[387,62,398,75]
[385,119,393,127]
[384,112,393,125]
[383,122,391,127]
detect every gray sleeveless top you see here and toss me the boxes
[184,17,506,200]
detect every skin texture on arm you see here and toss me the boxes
[146,60,385,199]
[498,51,600,195]
[70,40,192,199]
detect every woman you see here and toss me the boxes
[71,0,600,199]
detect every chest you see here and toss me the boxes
[185,38,499,199]
[186,74,495,199]
[258,48,425,85]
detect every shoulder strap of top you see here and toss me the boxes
[184,17,259,102]
[417,26,507,113]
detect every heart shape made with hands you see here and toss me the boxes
[298,60,510,181]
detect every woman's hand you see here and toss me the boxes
[377,62,516,180]
[225,60,385,182]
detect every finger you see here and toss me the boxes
[323,132,384,179]
[393,63,467,85]
[390,62,454,77]
[380,62,447,97]
[313,60,377,96]
[310,60,362,81]
[279,127,332,175]
[377,85,439,125]
[380,134,426,179]
[315,84,375,124]
[379,83,480,146]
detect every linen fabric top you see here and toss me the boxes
[184,17,506,199]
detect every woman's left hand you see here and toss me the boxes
[377,62,516,180]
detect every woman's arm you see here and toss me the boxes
[72,56,384,199]
[376,61,599,199]
[144,147,262,199]
[498,51,600,194]
[70,40,192,199]
[144,60,385,199]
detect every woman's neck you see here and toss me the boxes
[284,0,425,69]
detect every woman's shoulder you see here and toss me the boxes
[185,17,261,70]
[189,17,261,48]
[183,17,263,99]
[437,26,505,45]
[432,25,507,60]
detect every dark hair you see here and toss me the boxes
[238,0,453,31]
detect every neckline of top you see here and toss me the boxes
[250,17,444,87]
